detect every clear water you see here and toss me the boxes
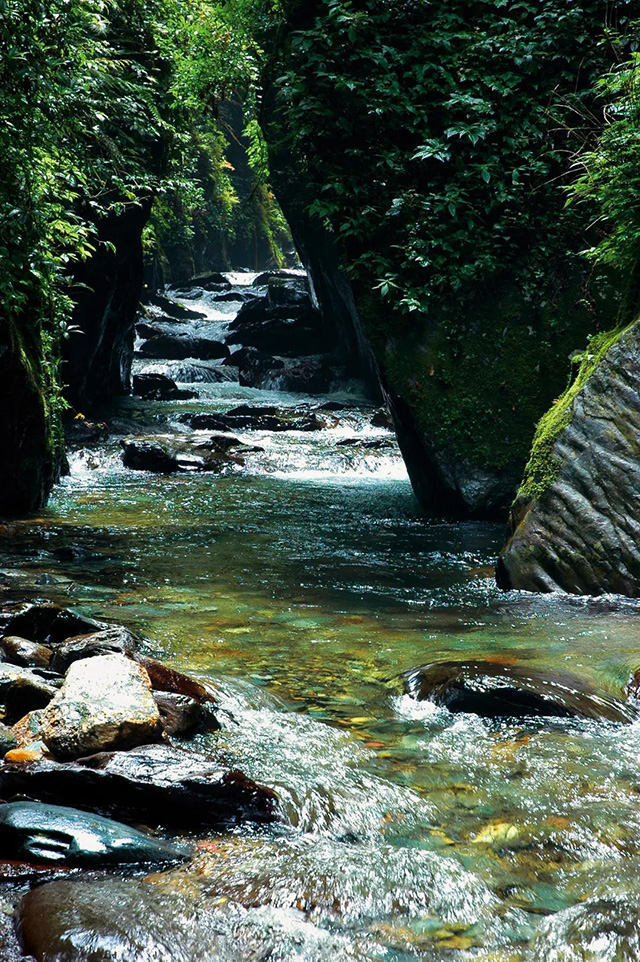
[3,277,640,960]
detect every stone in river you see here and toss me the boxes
[0,801,189,866]
[18,878,255,962]
[121,434,259,474]
[132,372,197,401]
[0,742,279,828]
[41,653,162,759]
[50,626,139,675]
[137,334,230,361]
[0,602,105,647]
[1,636,52,669]
[402,660,636,722]
[136,656,218,705]
[11,709,45,749]
[154,691,219,737]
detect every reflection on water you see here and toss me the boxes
[3,277,640,959]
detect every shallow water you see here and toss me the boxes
[3,275,640,959]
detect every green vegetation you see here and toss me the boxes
[0,0,286,440]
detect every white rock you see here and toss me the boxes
[41,654,161,760]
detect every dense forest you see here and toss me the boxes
[3,2,640,959]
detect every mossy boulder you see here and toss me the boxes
[497,318,640,594]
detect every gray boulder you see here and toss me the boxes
[498,322,640,595]
[41,654,162,759]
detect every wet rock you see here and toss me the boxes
[188,270,229,286]
[18,878,252,961]
[0,603,105,647]
[138,334,230,361]
[0,743,279,827]
[0,801,189,867]
[147,292,206,320]
[137,656,217,706]
[3,674,58,724]
[371,407,393,428]
[0,721,17,754]
[230,294,268,327]
[177,405,334,433]
[498,321,640,595]
[403,660,636,722]
[41,654,162,759]
[266,358,335,394]
[132,373,196,401]
[226,316,327,356]
[208,289,255,303]
[225,346,285,387]
[50,626,139,675]
[253,268,307,286]
[335,437,394,449]
[121,434,257,473]
[64,418,110,447]
[154,692,218,737]
[165,285,207,300]
[11,710,45,749]
[1,636,52,669]
[0,663,60,697]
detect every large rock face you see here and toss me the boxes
[262,0,628,519]
[63,201,152,411]
[497,321,640,595]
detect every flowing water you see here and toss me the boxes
[3,276,640,959]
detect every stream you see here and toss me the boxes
[2,273,640,960]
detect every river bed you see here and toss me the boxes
[2,277,640,959]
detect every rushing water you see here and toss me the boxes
[3,276,640,959]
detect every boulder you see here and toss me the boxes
[0,743,280,827]
[0,603,105,646]
[64,418,110,447]
[498,321,640,595]
[132,373,197,401]
[154,692,218,737]
[147,292,206,320]
[208,289,255,303]
[402,660,635,722]
[41,654,162,759]
[0,801,189,867]
[18,878,249,961]
[177,405,334,433]
[136,656,218,706]
[226,317,327,356]
[264,358,335,394]
[224,347,284,387]
[11,710,45,749]
[1,636,52,669]
[50,626,139,675]
[121,434,257,473]
[138,334,230,361]
[188,270,229,286]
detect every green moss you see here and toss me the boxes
[515,321,634,507]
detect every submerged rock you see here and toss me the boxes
[121,434,257,473]
[18,878,253,962]
[41,653,162,759]
[0,801,188,866]
[498,321,640,595]
[403,660,635,722]
[132,373,197,401]
[0,743,279,827]
[529,896,640,961]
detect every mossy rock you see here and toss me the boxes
[497,317,640,595]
